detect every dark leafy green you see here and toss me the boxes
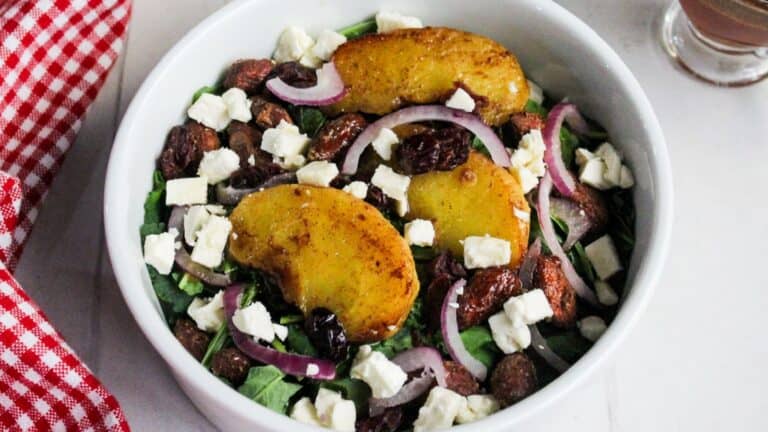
[568,241,596,283]
[286,325,318,357]
[201,324,229,367]
[238,366,302,414]
[289,106,326,137]
[460,325,500,368]
[141,171,167,241]
[471,136,491,158]
[147,267,193,323]
[606,189,636,262]
[178,273,204,296]
[524,100,548,117]
[560,126,579,168]
[338,17,377,39]
[546,331,592,363]
[371,328,412,359]
[279,314,305,325]
[410,246,437,261]
[321,378,372,416]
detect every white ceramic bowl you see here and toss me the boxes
[104,0,673,430]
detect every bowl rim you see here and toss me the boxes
[104,0,673,430]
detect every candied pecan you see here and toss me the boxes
[308,113,367,161]
[490,353,537,408]
[395,126,470,175]
[532,255,577,328]
[356,407,403,432]
[222,59,275,94]
[227,121,264,166]
[458,267,523,330]
[159,122,220,179]
[250,95,293,130]
[269,61,317,88]
[173,318,210,361]
[443,361,480,396]
[503,112,546,145]
[566,182,610,240]
[210,347,252,385]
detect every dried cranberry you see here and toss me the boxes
[395,126,470,174]
[428,251,467,281]
[269,61,317,88]
[229,162,285,188]
[305,308,349,362]
[364,185,392,211]
[356,407,403,432]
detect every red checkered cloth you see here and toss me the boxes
[0,0,131,430]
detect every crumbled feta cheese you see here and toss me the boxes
[509,129,547,192]
[311,30,347,61]
[413,387,467,432]
[595,143,622,186]
[527,79,544,104]
[404,219,435,247]
[143,228,178,275]
[514,167,539,194]
[272,323,289,341]
[290,397,322,426]
[462,235,511,269]
[221,88,252,123]
[184,205,210,246]
[327,400,356,432]
[488,311,531,354]
[306,363,320,377]
[574,148,596,166]
[299,51,322,68]
[371,128,399,161]
[395,197,409,218]
[578,316,607,342]
[350,345,407,398]
[205,204,226,215]
[371,165,410,202]
[503,289,554,327]
[296,161,339,187]
[375,11,423,33]
[165,176,208,206]
[187,93,230,131]
[190,215,231,268]
[187,290,225,332]
[274,26,315,63]
[342,181,368,199]
[584,235,623,280]
[578,158,612,190]
[232,301,274,342]
[619,165,635,188]
[261,120,310,168]
[280,154,307,170]
[445,88,476,112]
[314,388,341,424]
[456,395,500,424]
[197,148,240,184]
[575,142,634,190]
[595,280,619,306]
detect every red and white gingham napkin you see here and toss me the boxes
[1,0,131,430]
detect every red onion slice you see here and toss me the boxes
[223,284,336,380]
[542,103,590,197]
[519,238,542,290]
[550,197,591,251]
[266,62,347,106]
[529,324,570,373]
[167,206,232,286]
[537,174,598,306]
[369,371,434,417]
[441,279,488,381]
[392,347,447,387]
[216,173,297,205]
[341,105,509,175]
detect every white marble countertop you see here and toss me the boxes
[14,0,768,430]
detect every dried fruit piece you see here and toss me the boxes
[395,127,470,175]
[305,308,350,361]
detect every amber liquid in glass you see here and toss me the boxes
[680,0,768,46]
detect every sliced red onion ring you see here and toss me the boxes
[537,174,598,306]
[266,62,347,106]
[369,371,434,417]
[550,197,591,251]
[216,173,297,205]
[392,347,447,387]
[223,284,336,380]
[441,279,488,381]
[167,206,232,286]
[542,103,590,197]
[341,105,509,175]
[519,238,542,290]
[529,324,570,373]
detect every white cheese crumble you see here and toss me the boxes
[509,129,547,193]
[165,176,208,206]
[183,205,210,246]
[272,323,289,341]
[404,219,435,247]
[342,181,368,200]
[489,311,531,354]
[221,87,252,123]
[503,289,554,327]
[575,142,634,190]
[375,11,423,33]
[445,88,476,112]
[527,79,544,104]
[187,290,225,332]
[456,394,500,424]
[350,345,407,399]
[261,120,310,169]
[290,397,322,427]
[187,93,230,131]
[578,315,607,342]
[584,235,623,280]
[371,127,399,161]
[296,161,339,187]
[190,215,231,268]
[205,204,226,215]
[273,26,315,63]
[310,30,347,61]
[143,228,179,275]
[595,280,619,306]
[232,301,275,343]
[197,148,240,184]
[291,389,356,432]
[462,235,511,269]
[370,165,410,214]
[413,387,467,432]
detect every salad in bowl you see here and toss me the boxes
[139,10,636,432]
